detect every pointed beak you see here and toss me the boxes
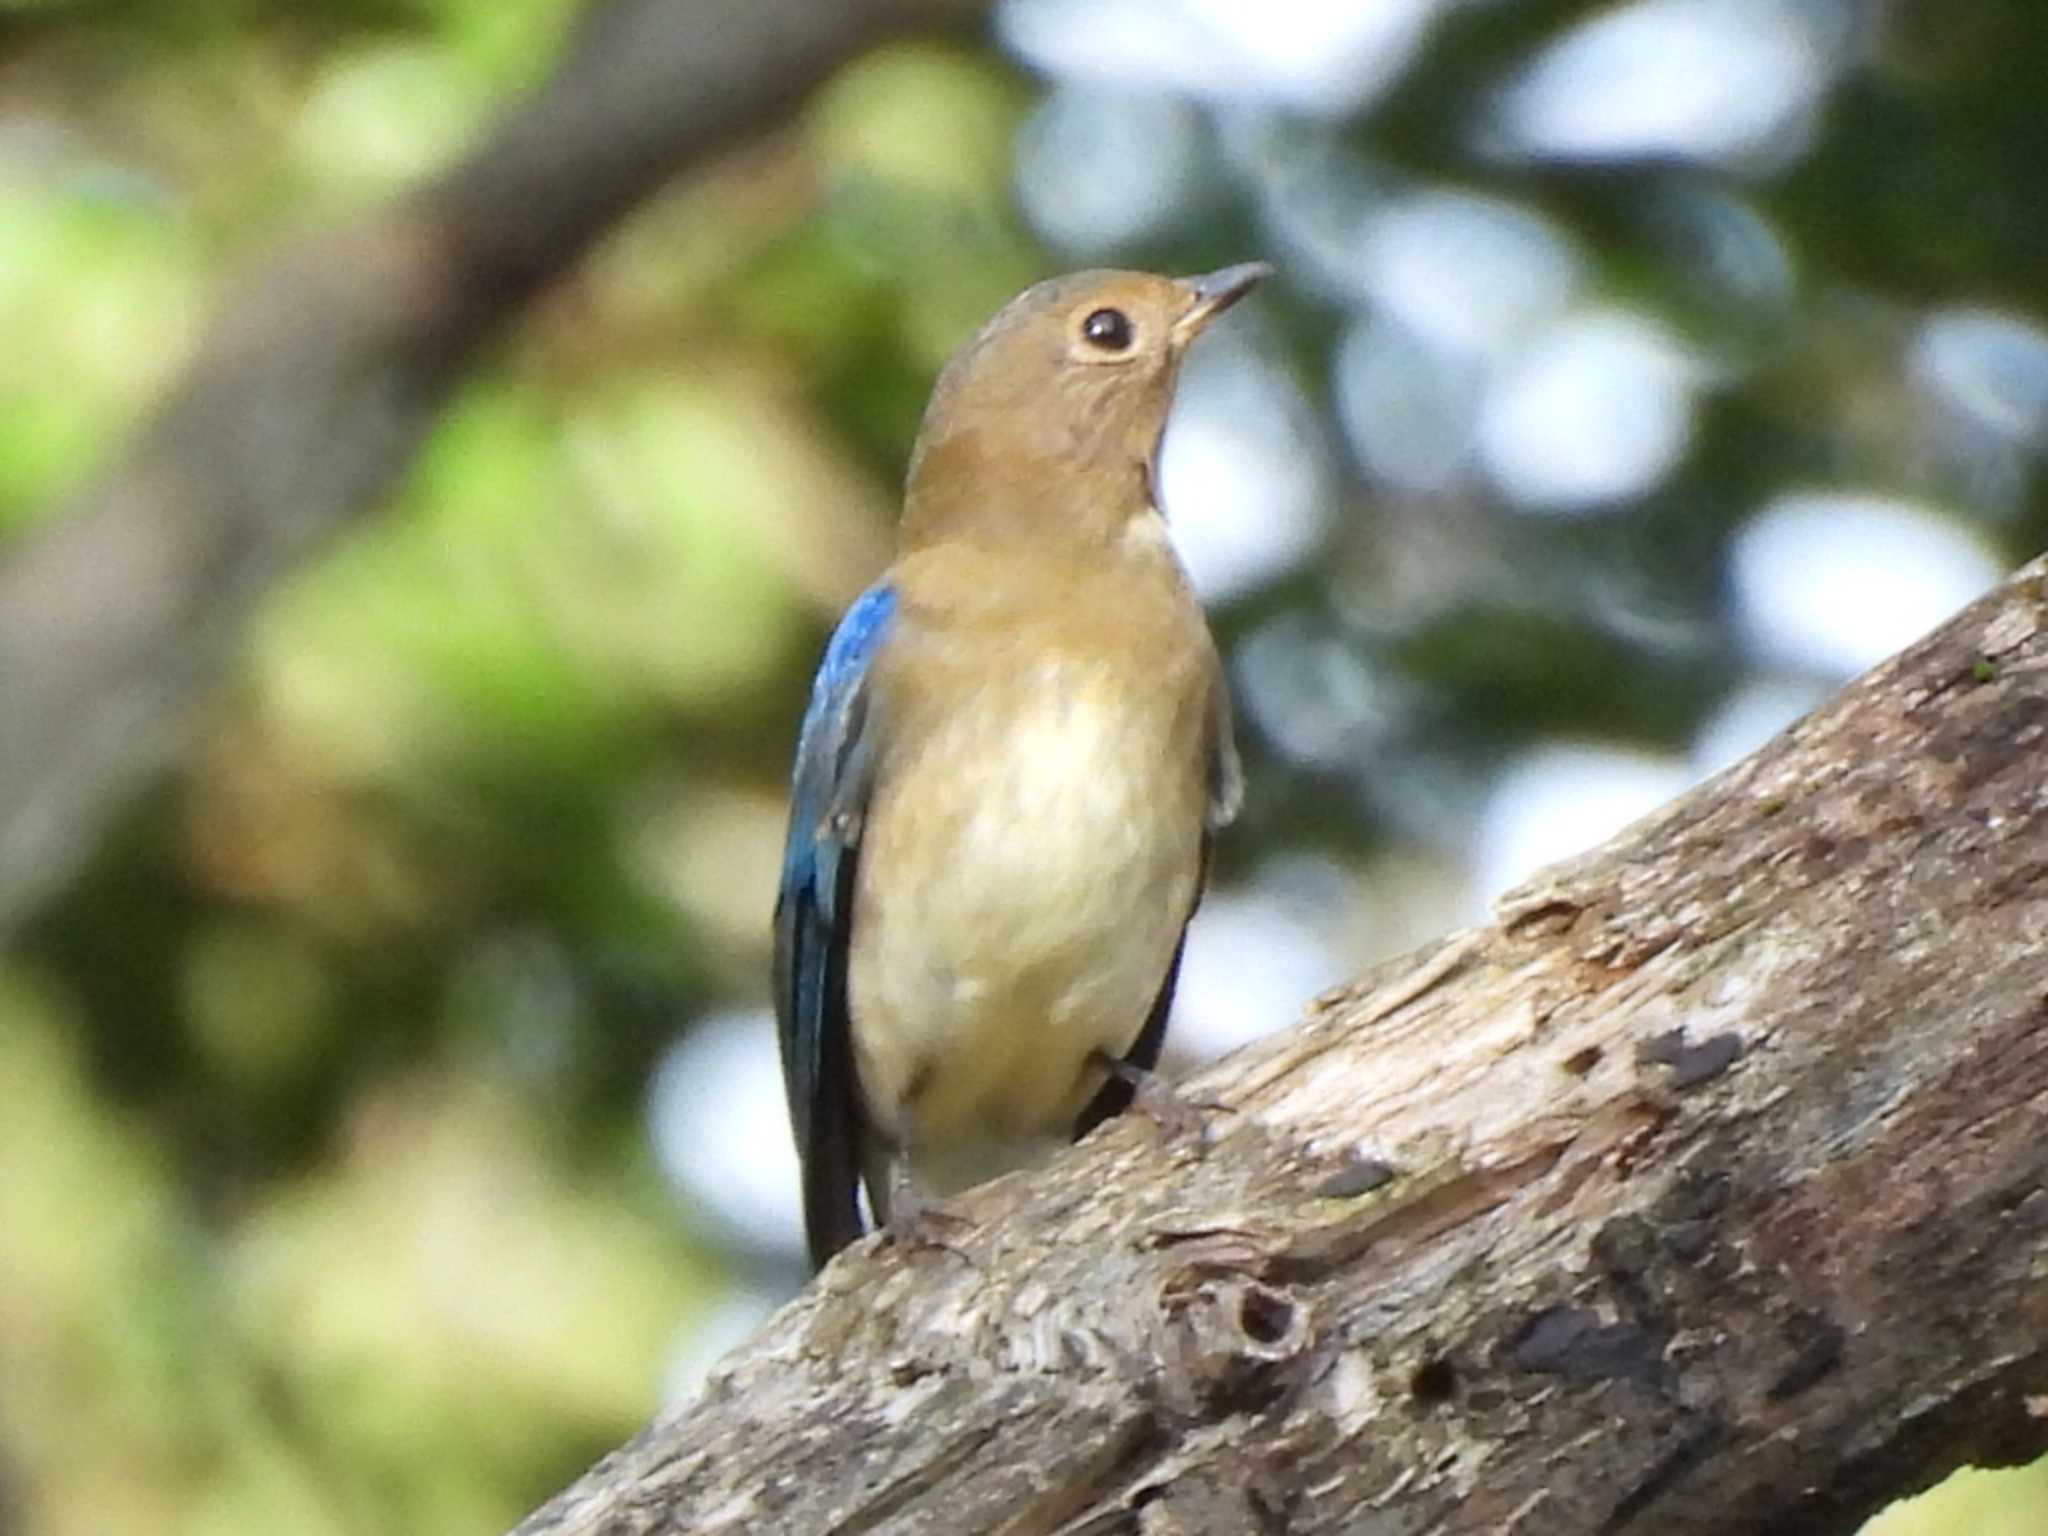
[1173,261,1274,342]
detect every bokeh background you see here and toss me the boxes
[2,0,2045,1532]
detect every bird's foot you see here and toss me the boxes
[1095,1054,1222,1150]
[879,1165,977,1266]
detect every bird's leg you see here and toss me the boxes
[1092,1051,1221,1148]
[872,1156,976,1266]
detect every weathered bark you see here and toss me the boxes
[0,0,982,936]
[516,556,2048,1535]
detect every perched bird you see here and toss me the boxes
[773,264,1267,1270]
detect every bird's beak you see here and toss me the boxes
[1173,261,1274,343]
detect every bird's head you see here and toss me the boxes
[900,264,1271,550]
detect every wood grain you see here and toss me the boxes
[517,555,2048,1535]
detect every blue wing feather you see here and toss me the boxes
[773,583,896,1268]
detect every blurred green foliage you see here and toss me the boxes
[0,5,1043,1529]
[1,0,2044,1533]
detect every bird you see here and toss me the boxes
[773,263,1267,1271]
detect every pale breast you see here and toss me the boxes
[848,647,1208,1172]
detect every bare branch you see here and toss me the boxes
[515,558,2048,1535]
[0,0,983,934]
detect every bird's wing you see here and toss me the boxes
[1206,679,1244,832]
[773,583,896,1269]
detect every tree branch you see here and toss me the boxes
[0,0,983,936]
[515,556,2048,1534]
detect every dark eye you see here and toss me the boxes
[1081,307,1134,352]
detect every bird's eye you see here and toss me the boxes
[1081,307,1135,352]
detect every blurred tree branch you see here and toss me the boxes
[0,0,984,937]
[515,557,2048,1535]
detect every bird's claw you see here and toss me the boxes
[1098,1054,1220,1150]
[880,1169,977,1266]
